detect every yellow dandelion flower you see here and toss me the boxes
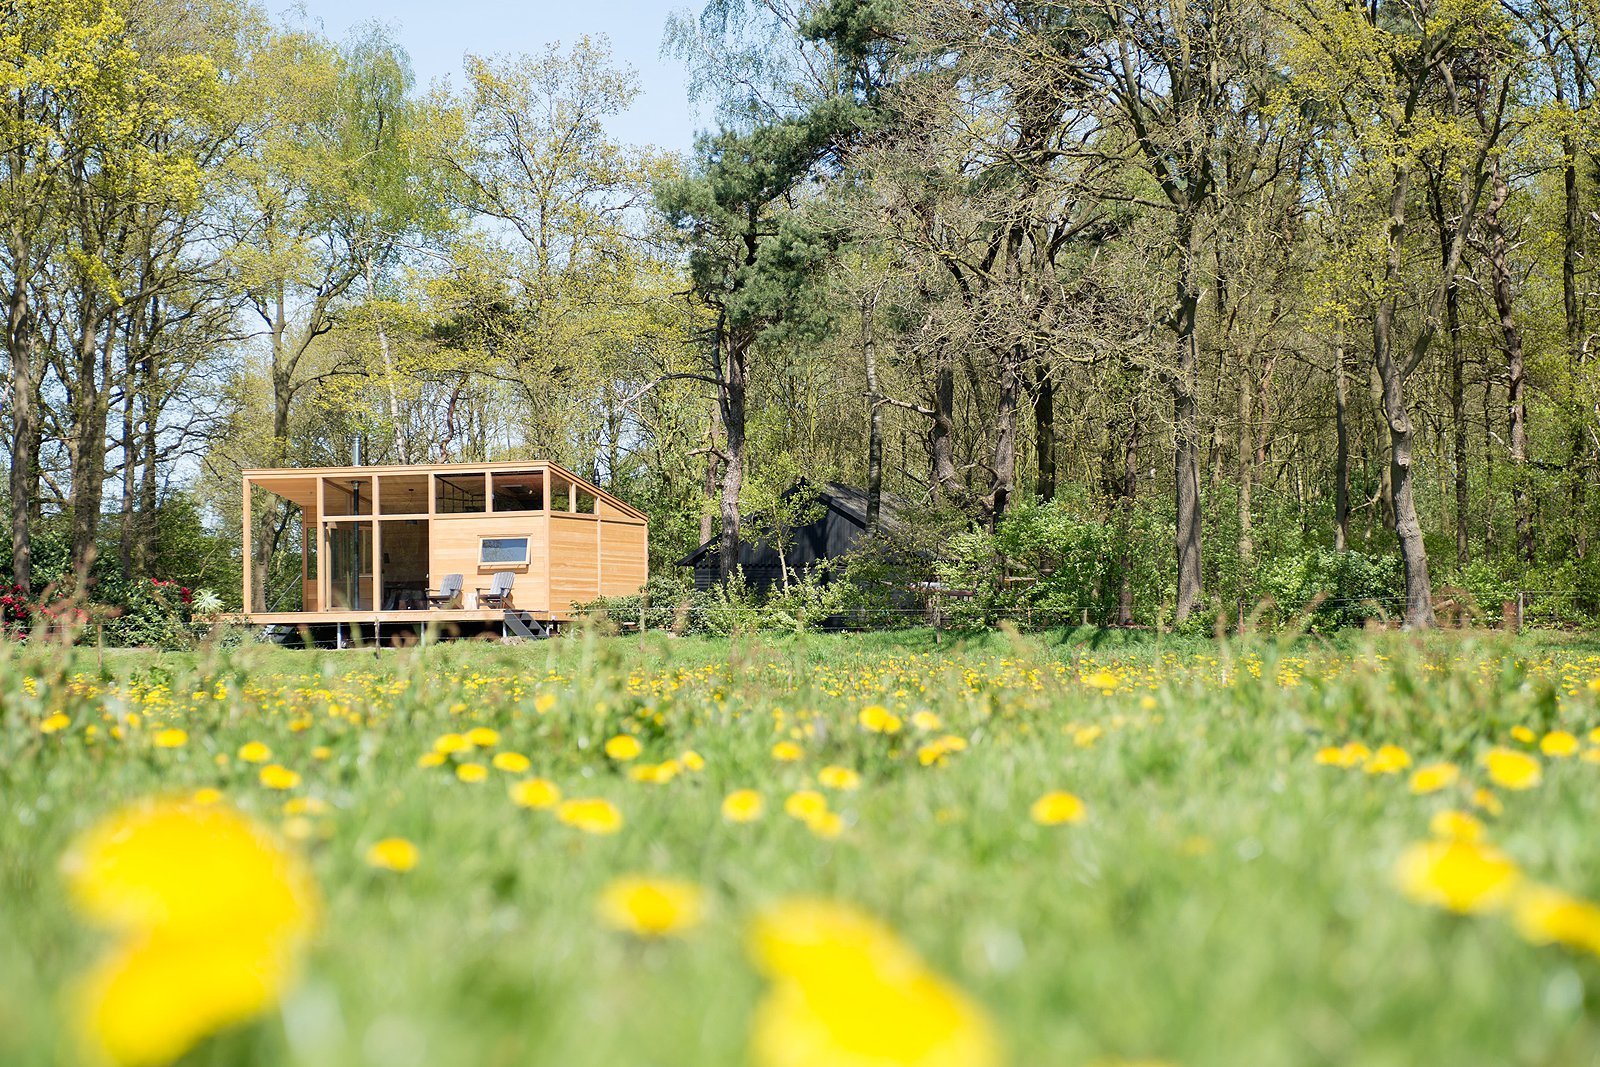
[455,762,488,783]
[1364,744,1411,775]
[310,746,331,761]
[364,838,419,872]
[629,760,680,784]
[281,797,327,817]
[466,727,500,748]
[748,899,1002,1067]
[604,735,642,761]
[806,810,845,839]
[1511,725,1537,744]
[534,692,557,714]
[858,705,902,734]
[432,733,470,755]
[40,712,70,734]
[1472,787,1505,816]
[153,729,188,749]
[190,788,223,806]
[1030,791,1087,826]
[416,751,446,769]
[771,741,805,762]
[596,876,705,938]
[1428,809,1485,843]
[681,750,706,771]
[1541,730,1580,758]
[557,797,623,835]
[1395,839,1521,914]
[910,711,943,732]
[1512,884,1600,955]
[1481,747,1542,791]
[509,778,562,809]
[723,789,766,823]
[1072,725,1103,748]
[237,742,271,764]
[257,765,300,791]
[1081,669,1119,692]
[817,766,862,791]
[785,790,829,822]
[491,752,531,774]
[62,800,318,1067]
[1408,762,1459,795]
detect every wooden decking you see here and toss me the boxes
[227,608,561,627]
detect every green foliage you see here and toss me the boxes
[1253,550,1404,631]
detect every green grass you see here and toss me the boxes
[7,628,1600,1066]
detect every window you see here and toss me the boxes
[436,473,486,513]
[480,537,529,565]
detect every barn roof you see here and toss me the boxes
[676,481,917,566]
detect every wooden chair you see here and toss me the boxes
[477,570,515,609]
[425,574,463,609]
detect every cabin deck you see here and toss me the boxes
[228,608,564,627]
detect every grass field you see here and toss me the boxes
[9,626,1600,1066]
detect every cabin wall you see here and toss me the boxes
[549,514,601,611]
[599,521,648,597]
[430,514,550,612]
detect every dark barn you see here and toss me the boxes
[678,482,910,593]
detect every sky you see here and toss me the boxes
[300,0,703,153]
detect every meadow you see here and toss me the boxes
[8,626,1600,1067]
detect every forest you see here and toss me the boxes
[3,0,1599,636]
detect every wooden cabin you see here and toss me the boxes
[677,481,911,592]
[240,461,647,636]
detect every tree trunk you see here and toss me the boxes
[986,346,1021,529]
[1172,219,1204,623]
[1117,413,1139,627]
[6,281,40,595]
[1448,281,1468,566]
[1484,159,1532,563]
[1333,342,1350,552]
[717,323,749,581]
[700,400,722,547]
[930,361,961,505]
[1374,164,1435,630]
[1034,358,1055,502]
[1237,354,1254,571]
[863,294,883,530]
[67,314,115,588]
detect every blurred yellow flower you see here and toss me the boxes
[492,751,531,774]
[748,899,1001,1067]
[1472,787,1505,816]
[772,741,805,762]
[1072,725,1103,748]
[257,765,300,791]
[40,712,70,734]
[417,751,446,768]
[1081,669,1119,691]
[62,799,318,1067]
[534,692,558,714]
[153,729,187,749]
[605,734,642,761]
[365,838,419,872]
[311,746,331,761]
[1030,791,1087,826]
[1364,744,1411,775]
[806,810,845,839]
[682,750,706,771]
[817,766,861,791]
[1541,730,1579,758]
[432,732,470,754]
[557,797,623,835]
[859,705,902,734]
[596,875,705,938]
[723,789,766,823]
[455,762,489,783]
[785,790,829,822]
[281,797,327,816]
[629,759,681,784]
[510,778,562,809]
[1428,809,1484,843]
[1481,747,1542,791]
[237,741,271,764]
[1408,762,1459,795]
[911,711,943,732]
[1511,725,1537,744]
[1512,884,1600,955]
[1395,839,1521,914]
[190,788,222,806]
[466,727,500,748]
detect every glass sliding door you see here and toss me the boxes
[326,521,373,609]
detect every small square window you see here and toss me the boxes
[480,537,529,565]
